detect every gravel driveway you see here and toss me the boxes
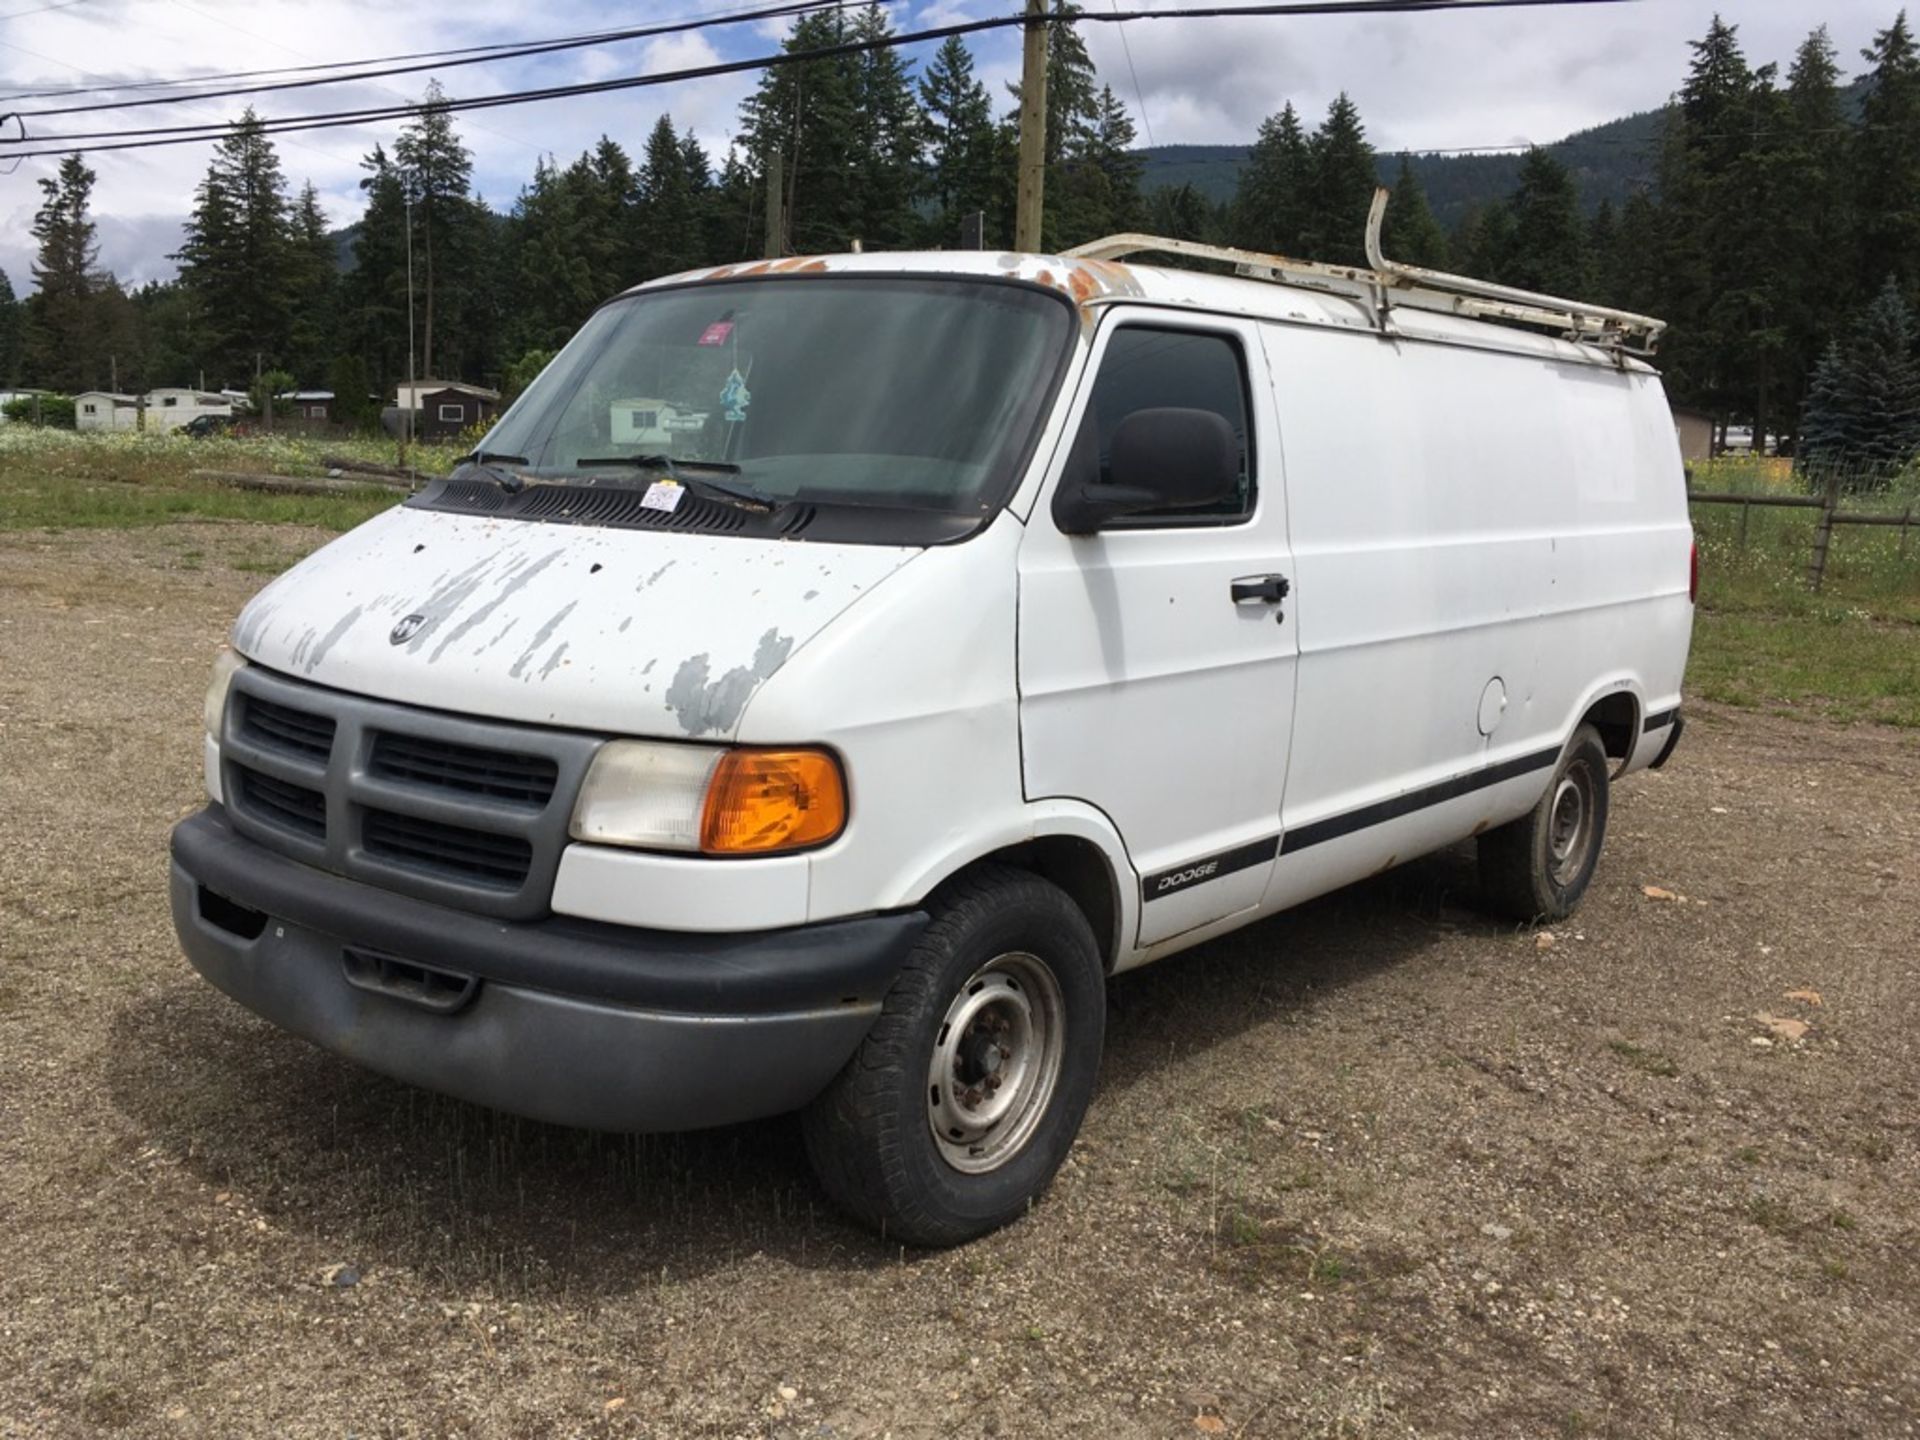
[2,523,1916,1439]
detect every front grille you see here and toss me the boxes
[363,809,534,889]
[240,695,336,761]
[237,769,326,838]
[369,732,557,807]
[219,666,599,919]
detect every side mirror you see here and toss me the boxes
[1052,407,1241,534]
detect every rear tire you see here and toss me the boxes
[801,865,1105,1247]
[1478,723,1610,922]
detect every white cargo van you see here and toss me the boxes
[172,192,1693,1245]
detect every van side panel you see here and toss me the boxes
[1259,323,1689,915]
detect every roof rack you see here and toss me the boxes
[1065,186,1666,358]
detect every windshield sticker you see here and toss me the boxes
[641,480,685,514]
[720,368,751,423]
[698,321,735,346]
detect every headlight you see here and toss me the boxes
[204,648,248,739]
[571,741,847,855]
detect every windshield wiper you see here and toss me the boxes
[452,450,531,492]
[574,454,778,512]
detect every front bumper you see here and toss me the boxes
[169,807,925,1132]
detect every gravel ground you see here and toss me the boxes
[2,523,1917,1440]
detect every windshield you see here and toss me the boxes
[481,277,1074,516]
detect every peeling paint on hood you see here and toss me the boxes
[231,505,917,738]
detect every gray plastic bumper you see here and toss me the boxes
[169,807,925,1132]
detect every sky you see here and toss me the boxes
[0,0,1898,294]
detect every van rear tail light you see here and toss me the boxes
[1689,541,1699,605]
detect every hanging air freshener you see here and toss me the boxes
[720,367,751,423]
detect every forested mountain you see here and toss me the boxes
[1140,77,1869,229]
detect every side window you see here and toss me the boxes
[1079,326,1254,522]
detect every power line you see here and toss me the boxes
[0,0,1637,159]
[0,16,369,173]
[1,0,909,117]
[158,0,541,160]
[0,0,836,102]
[1108,0,1156,148]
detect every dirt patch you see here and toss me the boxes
[2,526,1918,1438]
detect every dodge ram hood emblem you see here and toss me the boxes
[390,613,427,645]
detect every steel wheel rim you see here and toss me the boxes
[927,951,1066,1174]
[1547,760,1595,886]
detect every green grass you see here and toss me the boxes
[0,428,454,533]
[1688,611,1920,727]
[1687,456,1920,728]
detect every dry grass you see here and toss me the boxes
[3,525,1919,1437]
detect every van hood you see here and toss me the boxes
[231,504,918,738]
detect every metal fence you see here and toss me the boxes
[1686,472,1918,592]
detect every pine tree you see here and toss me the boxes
[1004,0,1110,249]
[739,11,865,253]
[849,4,925,249]
[1778,26,1853,444]
[1845,276,1920,478]
[1383,157,1449,268]
[286,182,337,386]
[639,119,702,280]
[1658,18,1786,439]
[1798,339,1854,470]
[503,157,600,356]
[1857,13,1920,296]
[581,136,640,292]
[680,128,716,252]
[342,145,411,395]
[130,280,196,392]
[1505,148,1586,294]
[1231,103,1309,254]
[1299,94,1376,266]
[1797,279,1920,483]
[328,353,374,431]
[0,268,22,387]
[1008,0,1099,168]
[1611,189,1665,316]
[701,148,761,268]
[736,5,923,253]
[1458,201,1517,280]
[1086,85,1144,234]
[174,110,295,384]
[394,83,480,380]
[1585,198,1620,301]
[1148,183,1214,242]
[26,154,112,393]
[919,36,996,240]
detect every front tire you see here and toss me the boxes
[1478,723,1610,921]
[801,865,1105,1247]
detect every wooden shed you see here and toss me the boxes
[1670,405,1714,464]
[396,380,501,440]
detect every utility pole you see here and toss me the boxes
[1015,0,1049,253]
[109,354,117,393]
[764,148,786,259]
[404,195,417,465]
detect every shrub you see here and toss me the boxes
[2,394,76,428]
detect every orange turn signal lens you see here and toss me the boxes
[699,748,847,854]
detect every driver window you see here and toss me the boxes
[1077,326,1254,522]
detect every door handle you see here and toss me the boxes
[1230,573,1291,605]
